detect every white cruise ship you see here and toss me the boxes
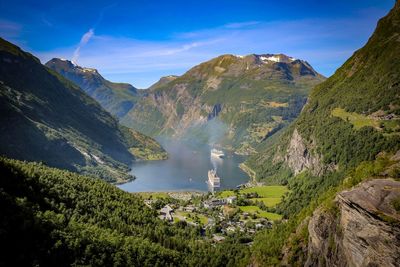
[207,169,221,188]
[210,148,224,158]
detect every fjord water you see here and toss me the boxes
[118,140,250,192]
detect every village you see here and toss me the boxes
[138,185,288,243]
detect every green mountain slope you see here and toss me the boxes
[246,1,400,265]
[121,54,325,154]
[246,1,400,182]
[0,38,166,182]
[45,58,140,118]
[0,157,249,266]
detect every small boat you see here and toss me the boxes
[211,148,224,158]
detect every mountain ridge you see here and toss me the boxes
[119,53,325,154]
[0,38,166,183]
[46,58,140,118]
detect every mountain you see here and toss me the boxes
[45,58,139,118]
[248,1,400,265]
[121,53,325,154]
[0,38,166,183]
[246,0,400,183]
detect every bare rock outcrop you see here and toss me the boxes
[285,129,325,176]
[306,179,400,267]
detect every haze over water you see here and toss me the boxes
[118,140,250,192]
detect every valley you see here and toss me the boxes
[1,1,400,266]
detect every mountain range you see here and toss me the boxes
[48,53,325,154]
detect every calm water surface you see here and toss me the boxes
[118,140,249,192]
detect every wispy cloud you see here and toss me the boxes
[71,4,116,63]
[0,19,22,39]
[72,28,94,62]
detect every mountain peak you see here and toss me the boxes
[46,58,99,75]
[148,75,179,90]
[46,58,138,118]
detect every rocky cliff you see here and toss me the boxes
[306,178,400,267]
[284,128,338,176]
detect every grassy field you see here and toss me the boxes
[239,206,282,221]
[219,190,236,198]
[218,185,288,220]
[331,108,380,129]
[240,185,288,198]
[332,108,400,134]
[175,211,208,225]
[218,186,288,201]
[250,197,282,207]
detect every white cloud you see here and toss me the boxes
[72,28,94,62]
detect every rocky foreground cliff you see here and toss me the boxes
[306,178,400,267]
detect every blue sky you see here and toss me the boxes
[0,0,395,88]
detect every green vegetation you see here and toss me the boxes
[219,190,236,198]
[251,197,282,207]
[392,197,400,212]
[331,108,380,129]
[0,38,167,183]
[175,211,209,225]
[217,186,288,221]
[247,3,400,265]
[218,186,288,201]
[240,185,288,198]
[247,0,400,180]
[239,206,282,221]
[0,157,251,266]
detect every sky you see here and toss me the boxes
[0,0,396,88]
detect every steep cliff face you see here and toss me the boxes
[284,129,338,176]
[123,54,325,153]
[306,179,400,267]
[285,129,322,176]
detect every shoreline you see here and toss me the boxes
[134,191,207,201]
[239,162,256,182]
